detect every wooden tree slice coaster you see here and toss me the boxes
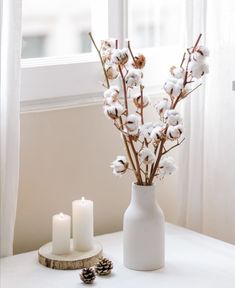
[38,240,102,270]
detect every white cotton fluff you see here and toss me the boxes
[139,148,155,165]
[125,114,140,132]
[111,48,129,65]
[139,122,157,140]
[192,46,210,62]
[167,124,183,140]
[133,94,149,108]
[150,126,164,143]
[101,39,115,50]
[164,77,183,97]
[106,65,119,80]
[126,69,143,88]
[101,40,115,62]
[127,128,140,138]
[104,86,120,104]
[155,98,171,115]
[188,61,209,79]
[111,155,129,176]
[159,156,177,176]
[164,109,182,126]
[171,66,185,79]
[104,103,125,119]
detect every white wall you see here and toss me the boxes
[14,104,178,254]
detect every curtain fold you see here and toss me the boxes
[0,0,22,257]
[177,0,235,244]
[203,0,235,244]
[177,0,207,232]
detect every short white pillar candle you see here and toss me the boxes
[72,197,94,252]
[52,213,71,255]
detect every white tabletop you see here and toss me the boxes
[1,223,235,288]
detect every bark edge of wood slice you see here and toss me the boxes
[38,240,102,270]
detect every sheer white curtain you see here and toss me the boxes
[203,0,235,244]
[177,0,207,232]
[0,0,22,257]
[177,0,235,244]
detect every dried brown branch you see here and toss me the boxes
[119,117,139,182]
[162,138,185,155]
[88,32,110,89]
[180,52,186,67]
[118,65,129,114]
[127,40,137,67]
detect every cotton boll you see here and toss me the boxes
[164,78,182,97]
[198,46,210,57]
[167,124,183,140]
[192,46,210,62]
[201,63,209,76]
[170,66,185,79]
[164,109,182,126]
[101,40,115,62]
[133,94,149,108]
[104,86,120,104]
[150,126,164,143]
[101,39,115,50]
[139,148,155,165]
[111,156,129,176]
[139,122,157,140]
[159,156,177,176]
[104,103,125,119]
[155,98,171,116]
[133,54,146,69]
[112,48,129,65]
[188,61,209,79]
[127,128,140,141]
[125,114,140,132]
[106,65,119,80]
[126,69,143,88]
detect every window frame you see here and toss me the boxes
[21,0,127,111]
[20,0,184,112]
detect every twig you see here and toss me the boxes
[129,138,143,185]
[162,138,185,155]
[180,52,186,67]
[127,40,137,67]
[182,83,202,99]
[148,140,166,184]
[118,55,143,185]
[88,32,110,89]
[119,117,139,182]
[192,33,202,52]
[118,66,129,114]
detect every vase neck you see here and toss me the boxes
[131,183,156,208]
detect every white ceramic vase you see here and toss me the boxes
[123,182,165,271]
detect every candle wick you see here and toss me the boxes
[59,212,64,218]
[81,197,85,201]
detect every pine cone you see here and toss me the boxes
[95,257,113,276]
[80,267,96,284]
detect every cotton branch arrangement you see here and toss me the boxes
[89,33,209,186]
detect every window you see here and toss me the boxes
[21,0,102,58]
[21,0,186,111]
[128,0,185,48]
[22,35,47,58]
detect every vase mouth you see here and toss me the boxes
[132,182,155,188]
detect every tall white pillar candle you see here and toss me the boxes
[72,197,94,251]
[52,213,71,255]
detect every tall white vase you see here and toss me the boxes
[123,183,165,271]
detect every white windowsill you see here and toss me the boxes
[20,86,164,113]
